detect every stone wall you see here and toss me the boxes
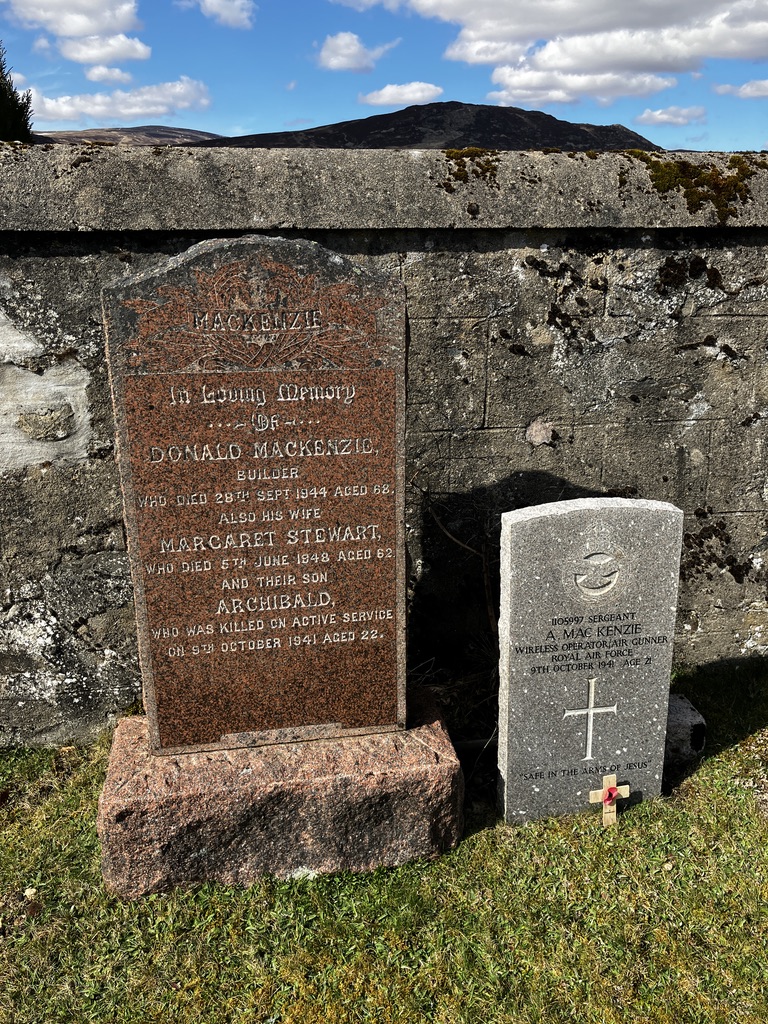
[1,144,766,745]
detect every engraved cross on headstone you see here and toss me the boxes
[563,677,617,761]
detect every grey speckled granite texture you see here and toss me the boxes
[4,146,768,230]
[498,498,683,823]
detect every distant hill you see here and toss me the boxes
[31,102,660,152]
[193,101,661,151]
[33,126,222,146]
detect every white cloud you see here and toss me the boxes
[318,32,399,71]
[178,0,256,29]
[2,0,140,38]
[3,0,248,130]
[3,1,151,85]
[58,33,150,64]
[445,35,527,65]
[635,105,707,125]
[29,76,210,123]
[359,81,443,105]
[85,65,133,84]
[331,0,768,104]
[526,23,768,74]
[715,80,768,98]
[331,0,402,10]
[437,3,762,65]
[489,68,675,106]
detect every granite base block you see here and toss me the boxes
[97,703,464,899]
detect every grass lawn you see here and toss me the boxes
[1,660,767,1024]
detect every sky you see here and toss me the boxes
[1,0,768,150]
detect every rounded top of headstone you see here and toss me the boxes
[501,497,683,527]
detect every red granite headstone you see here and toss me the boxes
[103,237,406,753]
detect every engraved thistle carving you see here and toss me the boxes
[121,257,388,373]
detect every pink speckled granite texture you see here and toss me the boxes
[103,236,407,754]
[97,697,463,898]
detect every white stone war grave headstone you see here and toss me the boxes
[498,498,683,824]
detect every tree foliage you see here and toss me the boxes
[0,41,33,142]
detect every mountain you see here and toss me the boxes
[192,101,661,151]
[30,102,660,151]
[33,126,222,146]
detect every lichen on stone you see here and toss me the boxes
[16,401,76,441]
[437,147,500,193]
[624,150,768,224]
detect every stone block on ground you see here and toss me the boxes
[97,695,463,899]
[664,693,706,782]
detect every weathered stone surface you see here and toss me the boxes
[4,147,768,231]
[0,460,137,746]
[97,696,463,898]
[498,498,683,823]
[0,152,767,748]
[0,360,91,470]
[103,236,406,753]
[406,317,487,433]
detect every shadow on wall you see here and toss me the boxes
[407,471,608,740]
[408,466,768,783]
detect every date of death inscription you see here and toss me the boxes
[124,373,399,663]
[139,489,396,659]
[514,612,670,674]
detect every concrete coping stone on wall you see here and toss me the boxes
[2,144,768,232]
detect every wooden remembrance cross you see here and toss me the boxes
[590,775,631,826]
